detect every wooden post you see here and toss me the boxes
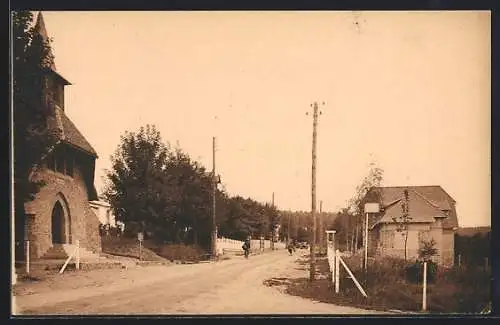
[364,212,368,271]
[331,250,335,284]
[485,257,489,269]
[458,254,461,267]
[339,255,368,297]
[319,200,323,254]
[335,249,340,293]
[422,261,427,311]
[309,101,323,281]
[211,136,217,258]
[139,240,142,261]
[25,240,30,274]
[76,240,80,270]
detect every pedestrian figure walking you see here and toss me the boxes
[242,238,250,259]
[287,241,294,256]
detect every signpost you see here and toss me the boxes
[363,203,380,271]
[138,232,144,261]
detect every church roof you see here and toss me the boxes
[47,106,98,158]
[34,12,97,158]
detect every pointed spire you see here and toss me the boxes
[33,11,56,71]
[34,11,48,41]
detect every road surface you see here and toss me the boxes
[15,250,387,315]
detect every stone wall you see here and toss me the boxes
[24,164,101,258]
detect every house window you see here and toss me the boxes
[381,230,395,249]
[418,231,431,248]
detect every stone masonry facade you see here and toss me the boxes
[24,164,101,259]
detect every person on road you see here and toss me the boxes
[242,238,250,258]
[287,241,294,256]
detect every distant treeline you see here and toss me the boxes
[455,228,490,267]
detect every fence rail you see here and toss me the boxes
[326,241,430,311]
[326,244,367,297]
[59,240,80,274]
[215,237,285,255]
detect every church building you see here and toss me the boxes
[23,12,102,259]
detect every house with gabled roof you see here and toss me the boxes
[22,12,102,260]
[363,185,459,266]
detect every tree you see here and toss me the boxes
[332,208,355,252]
[165,146,213,247]
[105,125,294,249]
[348,161,384,253]
[13,11,59,260]
[418,238,438,262]
[104,125,179,242]
[392,188,412,261]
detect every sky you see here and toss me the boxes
[37,11,490,227]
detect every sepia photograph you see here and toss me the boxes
[10,10,491,315]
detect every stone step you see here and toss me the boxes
[41,244,101,261]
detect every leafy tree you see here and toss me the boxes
[332,208,356,251]
[165,147,213,247]
[104,125,179,243]
[348,161,384,253]
[13,11,59,260]
[455,231,490,267]
[418,238,438,262]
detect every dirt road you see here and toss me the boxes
[15,250,387,315]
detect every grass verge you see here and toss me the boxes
[264,254,490,314]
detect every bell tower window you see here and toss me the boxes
[47,146,74,177]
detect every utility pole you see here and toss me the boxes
[287,212,291,243]
[271,192,275,250]
[319,200,323,254]
[211,136,217,258]
[307,101,323,281]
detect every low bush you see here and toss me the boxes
[101,237,165,261]
[406,261,437,284]
[324,255,490,313]
[155,244,208,263]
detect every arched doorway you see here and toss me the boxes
[51,201,64,244]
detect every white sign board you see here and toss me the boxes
[137,232,144,241]
[364,203,380,214]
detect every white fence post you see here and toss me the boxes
[25,240,30,274]
[422,261,427,311]
[59,244,79,274]
[339,255,367,297]
[335,249,340,293]
[76,240,80,270]
[331,249,335,284]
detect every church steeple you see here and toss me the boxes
[32,11,71,111]
[34,12,57,72]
